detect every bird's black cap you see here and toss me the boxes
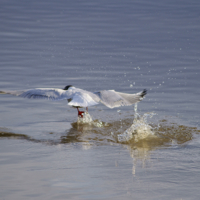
[63,85,73,90]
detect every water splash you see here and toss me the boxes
[118,104,156,143]
[77,112,93,124]
[77,112,108,128]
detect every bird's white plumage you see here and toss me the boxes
[0,86,147,109]
[68,92,99,107]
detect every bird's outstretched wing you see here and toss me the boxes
[0,88,72,101]
[1,87,147,108]
[94,89,147,108]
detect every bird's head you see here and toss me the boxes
[63,85,73,90]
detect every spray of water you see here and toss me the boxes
[77,112,93,124]
[77,112,107,128]
[118,104,156,143]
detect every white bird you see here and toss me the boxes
[0,85,147,117]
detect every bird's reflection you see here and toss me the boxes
[0,119,199,160]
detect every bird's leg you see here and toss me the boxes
[86,107,88,113]
[77,107,84,118]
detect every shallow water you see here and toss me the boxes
[0,0,200,199]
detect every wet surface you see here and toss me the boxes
[0,0,200,199]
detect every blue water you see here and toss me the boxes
[0,0,200,199]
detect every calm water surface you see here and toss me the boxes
[0,0,200,199]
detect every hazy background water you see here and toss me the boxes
[0,0,200,199]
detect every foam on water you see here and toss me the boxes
[118,104,156,143]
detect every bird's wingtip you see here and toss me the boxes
[141,89,147,97]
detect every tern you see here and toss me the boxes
[0,85,147,117]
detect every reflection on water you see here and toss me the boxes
[1,116,199,160]
[1,118,199,179]
[0,130,30,140]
